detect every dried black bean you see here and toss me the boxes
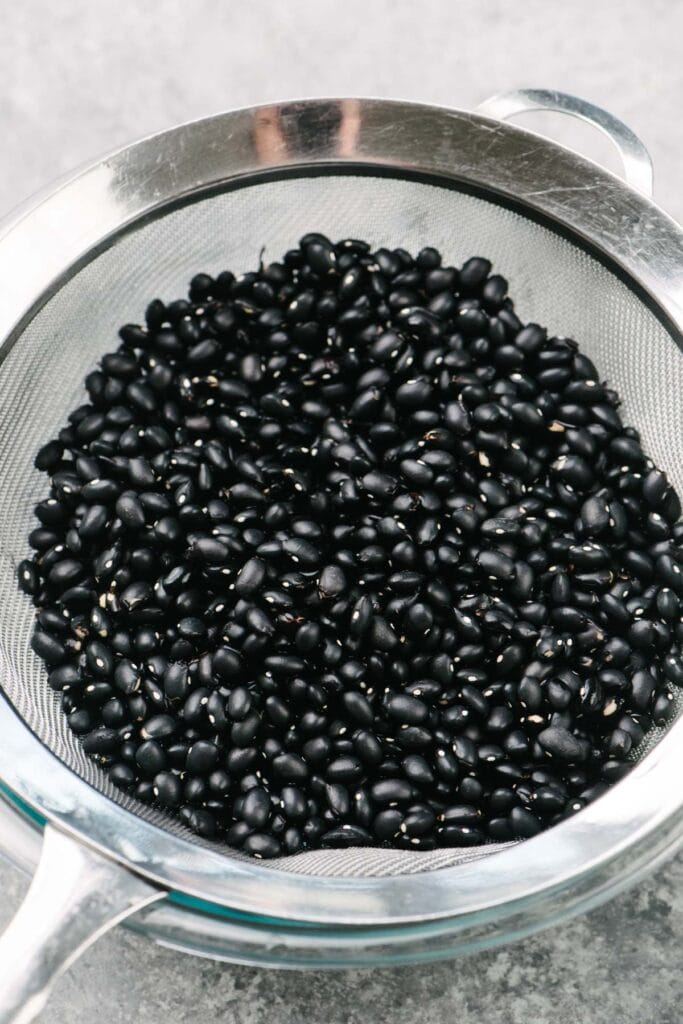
[20,235,683,859]
[538,727,587,762]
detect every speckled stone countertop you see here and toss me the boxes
[1,2,682,1021]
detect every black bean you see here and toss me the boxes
[395,725,433,750]
[652,691,675,725]
[509,807,542,838]
[110,763,136,789]
[142,714,176,741]
[400,459,433,487]
[135,739,166,775]
[227,686,252,720]
[403,806,436,837]
[630,669,656,711]
[211,646,242,681]
[538,727,587,762]
[458,256,491,289]
[292,621,320,653]
[192,537,228,565]
[234,557,266,595]
[47,663,80,692]
[154,771,183,808]
[478,549,515,581]
[342,691,374,726]
[442,401,470,436]
[34,438,65,472]
[395,377,433,408]
[21,236,683,859]
[326,756,363,783]
[155,664,184,703]
[655,554,683,594]
[240,787,272,828]
[82,728,120,755]
[17,559,39,595]
[321,824,374,847]
[405,602,433,635]
[599,594,630,630]
[282,537,319,567]
[401,754,435,786]
[353,729,383,766]
[115,493,146,530]
[120,581,151,611]
[281,785,307,819]
[242,833,281,858]
[347,595,372,638]
[84,640,113,677]
[324,782,350,818]
[601,760,631,783]
[371,778,413,804]
[81,478,119,504]
[361,470,397,498]
[302,735,331,763]
[349,387,384,422]
[186,740,219,774]
[245,607,274,635]
[514,323,546,353]
[272,753,308,782]
[177,616,206,644]
[48,558,84,589]
[386,694,428,725]
[371,615,399,651]
[442,804,481,826]
[318,564,346,599]
[439,825,485,846]
[372,809,402,840]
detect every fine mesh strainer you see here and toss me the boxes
[1,89,683,1023]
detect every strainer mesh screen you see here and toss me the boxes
[0,174,681,877]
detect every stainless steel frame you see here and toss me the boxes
[1,88,683,1023]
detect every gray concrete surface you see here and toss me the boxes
[2,854,682,1024]
[1,1,682,1021]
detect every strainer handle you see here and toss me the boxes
[0,825,163,1024]
[476,88,654,197]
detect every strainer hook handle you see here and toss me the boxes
[476,88,654,197]
[0,825,164,1024]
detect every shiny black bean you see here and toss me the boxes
[342,690,373,726]
[135,739,166,775]
[403,805,436,837]
[141,714,176,741]
[22,236,683,860]
[630,670,656,711]
[509,807,542,838]
[313,565,346,603]
[401,755,434,787]
[538,727,587,762]
[241,787,272,828]
[652,691,676,725]
[386,694,428,724]
[272,753,308,783]
[153,771,183,808]
[373,809,403,840]
[514,323,546,353]
[235,557,266,595]
[371,778,414,804]
[478,549,515,581]
[82,727,120,755]
[439,825,486,846]
[321,824,374,847]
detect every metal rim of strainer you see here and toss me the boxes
[1,94,683,930]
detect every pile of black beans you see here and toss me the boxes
[19,234,683,859]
